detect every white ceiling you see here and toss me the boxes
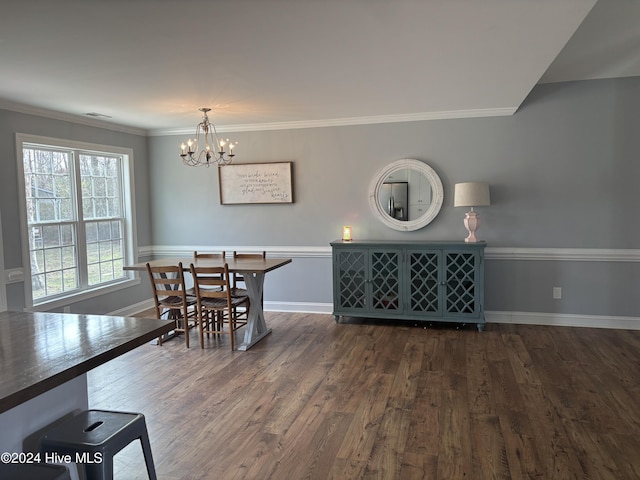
[0,0,638,134]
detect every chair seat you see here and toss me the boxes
[230,287,248,297]
[39,409,157,480]
[41,410,145,449]
[200,295,249,309]
[159,295,197,308]
[186,286,222,296]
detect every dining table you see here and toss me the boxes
[124,256,292,351]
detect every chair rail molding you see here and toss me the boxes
[141,245,329,258]
[140,245,640,262]
[485,247,640,262]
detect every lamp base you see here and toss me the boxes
[463,209,481,243]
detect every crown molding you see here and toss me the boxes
[149,107,518,136]
[1,99,517,137]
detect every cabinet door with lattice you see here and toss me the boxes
[406,249,442,316]
[370,249,403,313]
[333,248,368,313]
[444,250,481,317]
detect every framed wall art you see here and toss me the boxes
[218,162,294,205]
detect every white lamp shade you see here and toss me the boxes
[454,182,491,207]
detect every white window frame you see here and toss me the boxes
[0,208,6,312]
[16,134,139,310]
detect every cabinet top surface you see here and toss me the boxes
[331,239,486,248]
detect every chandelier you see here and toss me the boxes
[180,108,237,166]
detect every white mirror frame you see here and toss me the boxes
[368,158,444,232]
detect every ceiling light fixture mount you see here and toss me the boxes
[180,107,237,167]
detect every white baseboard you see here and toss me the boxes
[115,300,640,331]
[109,299,155,317]
[485,311,640,330]
[263,301,334,314]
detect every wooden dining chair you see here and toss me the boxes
[146,262,197,347]
[189,263,249,351]
[194,251,226,261]
[188,251,226,295]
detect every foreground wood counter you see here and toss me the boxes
[0,311,173,452]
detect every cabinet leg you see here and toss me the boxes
[334,315,341,323]
[477,323,484,332]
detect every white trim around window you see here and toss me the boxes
[15,133,139,309]
[0,209,7,312]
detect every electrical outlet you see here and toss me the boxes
[553,287,562,300]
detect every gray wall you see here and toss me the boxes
[148,77,640,319]
[150,77,640,248]
[1,77,639,321]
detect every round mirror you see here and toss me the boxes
[368,159,443,231]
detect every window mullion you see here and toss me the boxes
[73,150,89,288]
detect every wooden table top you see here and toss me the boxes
[0,311,173,414]
[124,256,292,274]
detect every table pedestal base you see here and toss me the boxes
[238,327,272,351]
[237,271,272,351]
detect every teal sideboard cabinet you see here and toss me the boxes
[331,240,486,331]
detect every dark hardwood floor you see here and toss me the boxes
[87,312,640,479]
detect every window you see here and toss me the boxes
[17,135,137,307]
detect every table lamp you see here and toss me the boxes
[454,182,490,242]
